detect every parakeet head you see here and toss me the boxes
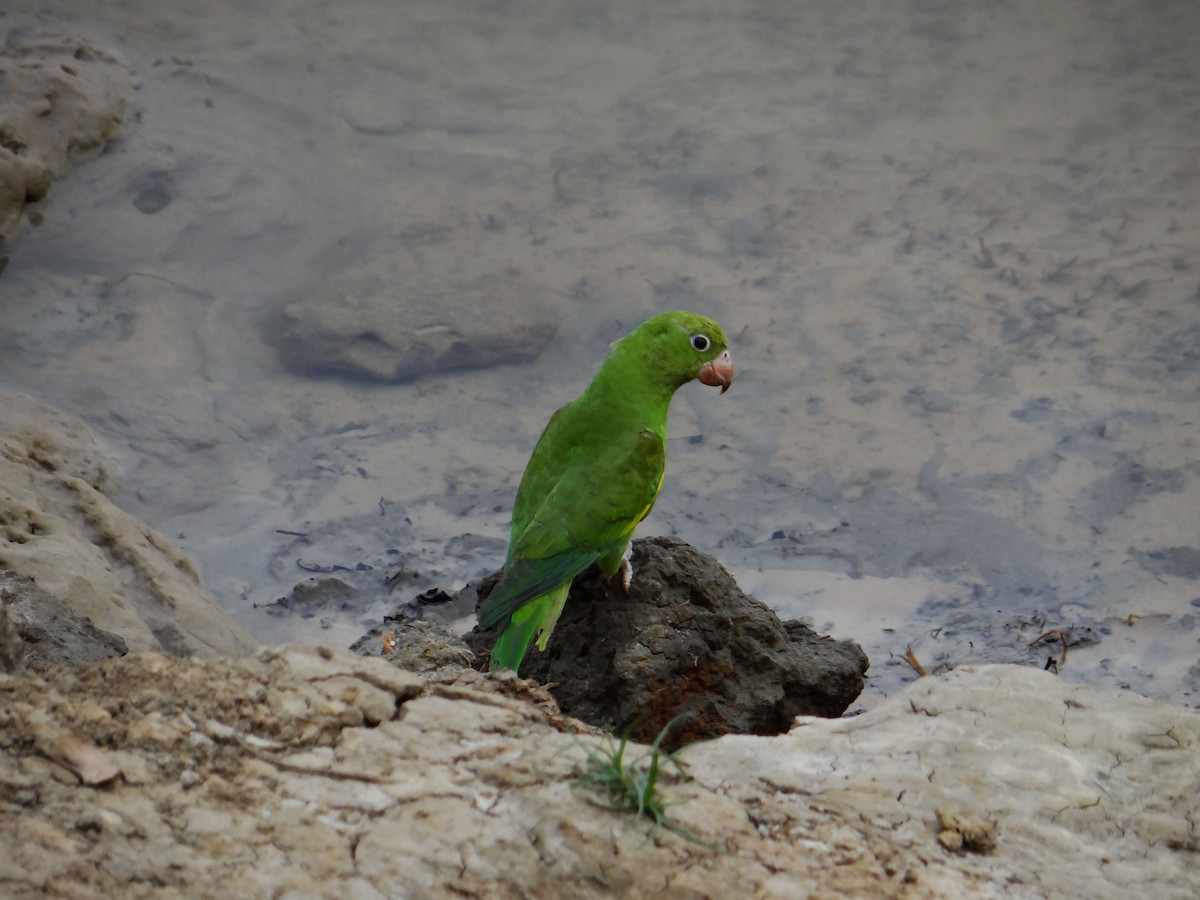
[612,311,733,393]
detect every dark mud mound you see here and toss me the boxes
[466,536,868,748]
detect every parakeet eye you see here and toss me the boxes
[690,334,711,352]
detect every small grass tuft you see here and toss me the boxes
[571,716,710,845]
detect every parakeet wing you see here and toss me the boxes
[476,421,665,630]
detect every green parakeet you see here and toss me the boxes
[478,310,733,672]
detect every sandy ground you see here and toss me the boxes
[1,0,1198,711]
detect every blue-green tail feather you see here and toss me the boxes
[487,582,570,672]
[477,550,601,631]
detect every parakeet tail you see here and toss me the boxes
[487,582,570,672]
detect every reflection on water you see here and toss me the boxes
[2,0,1199,710]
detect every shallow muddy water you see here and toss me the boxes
[2,0,1198,711]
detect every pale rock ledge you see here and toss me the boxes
[0,646,1195,898]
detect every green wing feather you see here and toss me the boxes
[480,412,666,671]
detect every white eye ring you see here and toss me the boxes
[691,334,710,352]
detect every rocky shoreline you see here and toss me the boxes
[2,634,1197,897]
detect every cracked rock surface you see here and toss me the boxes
[688,665,1200,899]
[0,650,1196,898]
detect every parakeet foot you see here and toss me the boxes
[600,546,634,594]
[614,546,635,593]
[618,546,633,592]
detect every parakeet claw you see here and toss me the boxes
[618,546,634,592]
[600,546,635,594]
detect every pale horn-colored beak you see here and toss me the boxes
[697,350,733,394]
